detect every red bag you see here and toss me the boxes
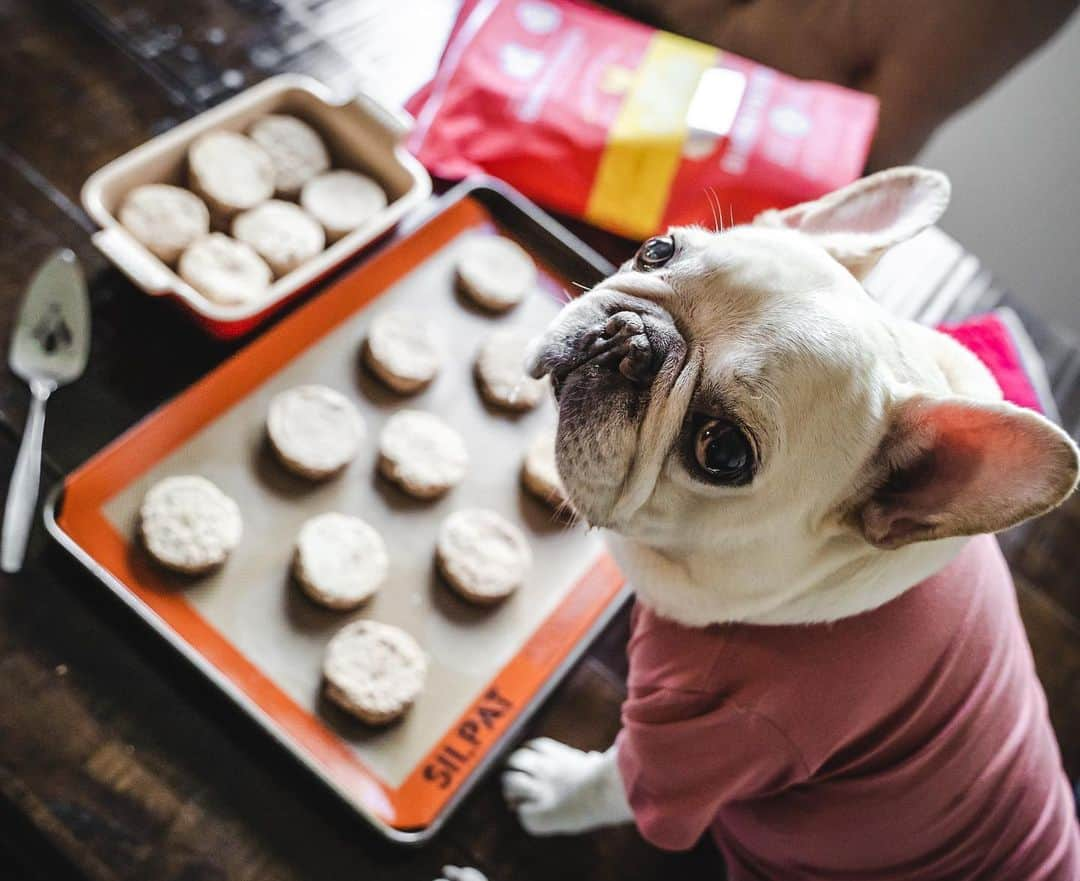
[407,0,879,240]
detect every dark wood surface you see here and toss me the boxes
[1,2,1078,880]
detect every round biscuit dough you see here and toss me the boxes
[300,170,387,242]
[293,513,388,610]
[436,508,531,605]
[455,236,536,312]
[119,184,210,264]
[248,114,331,198]
[377,410,467,499]
[267,385,364,479]
[232,200,325,277]
[322,620,427,725]
[363,310,443,394]
[521,430,570,511]
[187,131,275,219]
[475,329,546,411]
[178,233,272,306]
[139,475,242,575]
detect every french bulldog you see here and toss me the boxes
[493,168,1080,879]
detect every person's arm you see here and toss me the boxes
[610,0,1080,166]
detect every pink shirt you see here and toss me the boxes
[618,535,1080,880]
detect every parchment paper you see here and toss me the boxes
[103,229,603,787]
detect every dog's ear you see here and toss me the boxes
[755,167,950,278]
[854,395,1079,549]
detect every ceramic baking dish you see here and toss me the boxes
[81,74,432,338]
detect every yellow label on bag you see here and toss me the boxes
[585,32,718,239]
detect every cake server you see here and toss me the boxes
[2,249,91,573]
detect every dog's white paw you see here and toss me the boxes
[501,738,632,836]
[434,867,488,881]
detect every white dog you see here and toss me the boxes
[478,169,1079,880]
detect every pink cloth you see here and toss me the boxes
[617,536,1080,879]
[937,313,1044,413]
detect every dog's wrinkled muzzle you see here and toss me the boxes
[525,290,697,529]
[526,293,683,399]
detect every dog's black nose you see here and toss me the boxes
[585,310,661,385]
[528,295,683,397]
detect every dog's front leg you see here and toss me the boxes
[502,737,633,836]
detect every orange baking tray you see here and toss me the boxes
[45,179,626,844]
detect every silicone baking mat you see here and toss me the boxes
[49,181,625,843]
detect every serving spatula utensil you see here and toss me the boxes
[2,249,91,573]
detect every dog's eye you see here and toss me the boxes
[693,418,753,485]
[635,236,675,271]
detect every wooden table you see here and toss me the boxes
[1,2,1078,879]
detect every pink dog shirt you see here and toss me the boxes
[617,317,1078,878]
[617,537,1080,880]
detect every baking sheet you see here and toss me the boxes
[50,182,626,841]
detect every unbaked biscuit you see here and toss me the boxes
[521,430,571,512]
[293,513,388,610]
[188,131,275,220]
[300,170,387,242]
[475,329,546,411]
[119,184,210,264]
[377,410,468,499]
[436,508,531,605]
[267,384,364,479]
[248,114,331,198]
[178,233,272,306]
[455,236,536,312]
[362,310,443,394]
[232,200,325,277]
[322,620,426,725]
[139,475,242,575]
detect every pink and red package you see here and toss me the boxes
[408,0,879,240]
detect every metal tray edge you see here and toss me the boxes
[402,176,618,279]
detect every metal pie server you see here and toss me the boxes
[2,250,91,573]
